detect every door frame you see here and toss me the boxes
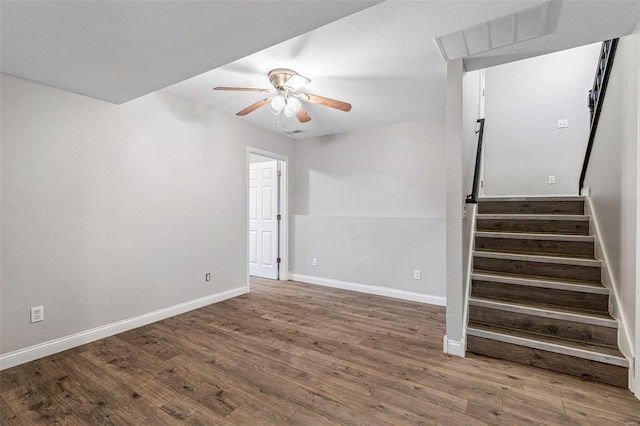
[635,66,640,399]
[478,68,486,197]
[246,147,289,291]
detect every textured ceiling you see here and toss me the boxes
[2,1,639,140]
[163,1,542,139]
[0,1,380,103]
[163,0,640,139]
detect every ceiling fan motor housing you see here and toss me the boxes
[268,68,297,90]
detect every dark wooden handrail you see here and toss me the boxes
[579,38,618,193]
[466,118,485,204]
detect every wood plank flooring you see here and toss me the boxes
[2,277,639,425]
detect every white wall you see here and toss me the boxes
[460,69,483,351]
[462,70,482,199]
[445,59,466,356]
[483,43,601,196]
[292,120,446,303]
[0,74,295,359]
[583,23,640,392]
[462,68,483,277]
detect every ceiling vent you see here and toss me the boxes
[284,130,305,135]
[434,2,551,62]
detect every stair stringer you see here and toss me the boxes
[585,195,635,392]
[462,203,478,356]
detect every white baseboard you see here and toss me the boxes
[585,198,634,352]
[0,286,247,370]
[289,273,446,306]
[443,335,465,357]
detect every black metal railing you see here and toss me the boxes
[466,118,485,204]
[579,38,618,193]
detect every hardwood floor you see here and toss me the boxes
[2,277,639,425]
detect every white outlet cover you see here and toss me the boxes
[30,306,44,323]
[557,119,569,128]
[548,175,556,184]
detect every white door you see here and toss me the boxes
[249,160,279,279]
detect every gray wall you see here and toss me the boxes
[0,74,295,355]
[583,24,639,368]
[292,120,446,301]
[483,43,601,196]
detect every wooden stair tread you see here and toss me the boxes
[469,294,614,322]
[467,321,626,365]
[478,196,585,202]
[475,230,595,259]
[476,214,589,221]
[475,231,595,242]
[469,196,628,387]
[471,271,608,294]
[473,251,600,266]
[475,247,594,259]
[476,198,585,215]
[475,216,590,236]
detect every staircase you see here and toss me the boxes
[466,196,629,388]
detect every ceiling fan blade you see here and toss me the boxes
[214,86,271,93]
[296,108,311,123]
[284,74,311,91]
[299,93,352,112]
[236,98,272,116]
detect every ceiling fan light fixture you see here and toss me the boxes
[283,97,302,118]
[268,94,286,115]
[215,68,351,123]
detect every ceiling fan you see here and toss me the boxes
[213,68,351,123]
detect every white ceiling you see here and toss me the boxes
[3,1,640,140]
[0,1,380,103]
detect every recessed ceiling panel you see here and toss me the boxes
[464,23,491,55]
[489,15,515,49]
[439,31,468,61]
[436,2,551,61]
[516,4,548,42]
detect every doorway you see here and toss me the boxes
[247,148,289,288]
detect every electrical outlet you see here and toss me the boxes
[312,258,318,267]
[557,119,569,128]
[205,273,211,282]
[548,175,556,184]
[414,270,421,280]
[30,306,44,323]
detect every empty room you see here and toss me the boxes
[1,1,640,424]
